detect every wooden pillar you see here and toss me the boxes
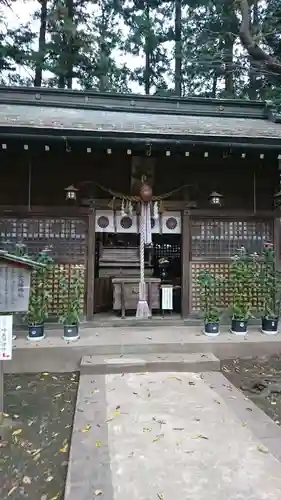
[181,209,191,319]
[86,208,96,321]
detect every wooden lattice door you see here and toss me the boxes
[190,217,273,312]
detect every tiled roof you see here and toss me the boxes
[1,103,281,139]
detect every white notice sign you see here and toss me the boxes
[0,315,13,360]
[161,285,173,310]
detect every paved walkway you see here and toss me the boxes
[65,370,281,500]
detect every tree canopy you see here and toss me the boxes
[0,0,280,100]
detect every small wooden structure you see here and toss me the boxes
[112,277,161,318]
[0,250,43,313]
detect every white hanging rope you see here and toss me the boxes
[136,202,151,319]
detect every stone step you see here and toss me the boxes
[80,352,220,375]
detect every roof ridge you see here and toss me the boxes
[0,86,271,120]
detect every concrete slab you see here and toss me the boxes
[6,326,281,373]
[80,352,220,374]
[65,371,281,500]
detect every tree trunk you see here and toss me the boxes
[224,34,234,97]
[98,6,107,93]
[144,2,150,95]
[211,72,218,98]
[174,0,182,96]
[66,0,74,89]
[34,0,47,87]
[248,0,259,100]
[238,0,281,74]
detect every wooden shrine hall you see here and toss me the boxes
[0,86,281,323]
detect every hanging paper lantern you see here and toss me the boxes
[140,182,153,202]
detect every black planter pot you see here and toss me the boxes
[62,324,79,341]
[27,323,45,341]
[261,317,278,335]
[203,321,220,336]
[231,319,248,335]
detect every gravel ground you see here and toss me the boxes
[222,356,281,425]
[0,372,78,500]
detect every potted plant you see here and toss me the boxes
[259,242,280,335]
[26,248,53,341]
[197,268,221,336]
[228,247,257,335]
[59,268,84,341]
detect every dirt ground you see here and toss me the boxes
[222,356,281,424]
[0,372,78,500]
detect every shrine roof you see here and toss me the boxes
[0,86,281,146]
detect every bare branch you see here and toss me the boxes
[238,0,281,75]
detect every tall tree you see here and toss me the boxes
[77,0,130,92]
[123,0,171,94]
[33,0,48,87]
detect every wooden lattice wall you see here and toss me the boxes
[0,217,87,316]
[190,218,273,311]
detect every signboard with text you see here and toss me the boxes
[0,264,31,312]
[0,315,13,360]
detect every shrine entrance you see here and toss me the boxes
[93,210,182,318]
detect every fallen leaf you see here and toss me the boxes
[191,434,208,440]
[153,417,166,425]
[7,486,18,497]
[45,476,54,482]
[54,393,62,399]
[168,376,182,382]
[16,385,22,390]
[153,434,164,442]
[60,443,69,453]
[257,444,269,454]
[113,411,119,417]
[12,428,23,436]
[157,494,164,500]
[246,408,253,412]
[214,400,221,405]
[188,381,195,386]
[96,441,101,447]
[95,490,104,496]
[50,495,59,500]
[42,372,49,376]
[23,476,32,484]
[173,427,184,431]
[143,427,152,432]
[81,424,91,433]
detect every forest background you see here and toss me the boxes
[0,0,280,103]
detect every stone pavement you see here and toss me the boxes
[64,370,281,500]
[6,326,281,373]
